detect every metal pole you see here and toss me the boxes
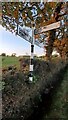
[29,22,35,82]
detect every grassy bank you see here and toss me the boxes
[43,66,68,119]
[2,59,67,119]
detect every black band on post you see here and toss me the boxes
[31,45,34,53]
[31,59,33,65]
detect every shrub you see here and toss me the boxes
[1,53,6,56]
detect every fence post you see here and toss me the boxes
[29,21,35,82]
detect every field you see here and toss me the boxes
[1,56,20,69]
[0,56,20,91]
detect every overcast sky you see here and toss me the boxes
[0,25,45,56]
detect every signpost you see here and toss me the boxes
[17,25,43,48]
[17,21,61,82]
[34,21,60,34]
[18,25,32,43]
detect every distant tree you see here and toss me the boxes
[1,53,6,56]
[23,55,30,59]
[7,55,9,57]
[11,53,16,57]
[34,55,38,59]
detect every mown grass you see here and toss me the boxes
[1,56,20,69]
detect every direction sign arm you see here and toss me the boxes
[34,21,60,34]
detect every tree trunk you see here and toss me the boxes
[46,2,63,61]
